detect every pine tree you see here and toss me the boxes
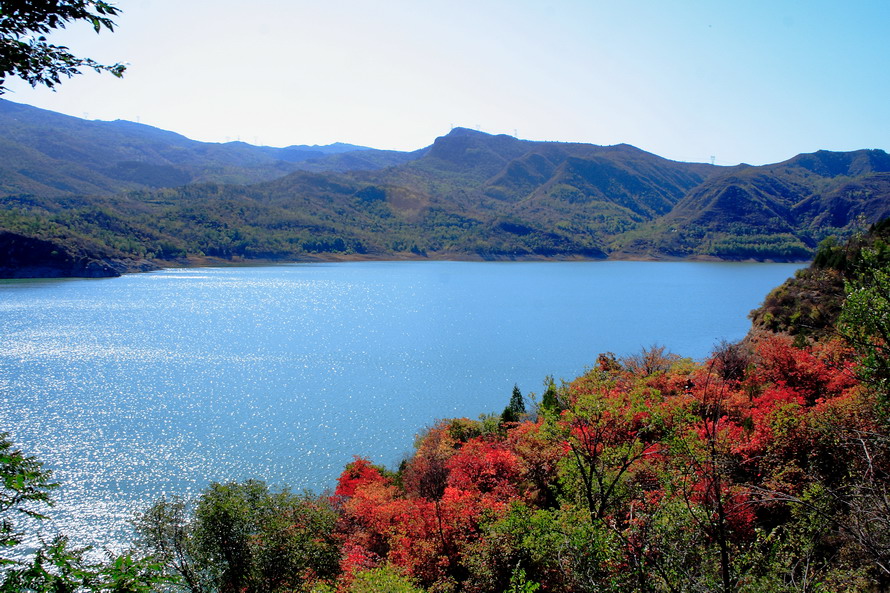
[501,384,526,424]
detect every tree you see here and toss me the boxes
[539,376,561,414]
[136,480,341,593]
[0,0,126,94]
[0,432,170,592]
[0,431,57,556]
[621,344,679,377]
[671,361,746,593]
[840,244,890,415]
[334,457,386,500]
[133,497,205,593]
[0,534,168,593]
[346,566,424,593]
[555,385,659,524]
[501,384,526,425]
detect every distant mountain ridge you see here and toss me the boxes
[0,99,418,196]
[1,103,889,277]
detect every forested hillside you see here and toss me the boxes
[3,223,890,592]
[749,218,890,339]
[3,104,890,277]
[617,150,890,260]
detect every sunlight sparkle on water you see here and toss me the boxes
[0,261,802,549]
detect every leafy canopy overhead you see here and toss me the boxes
[0,0,125,94]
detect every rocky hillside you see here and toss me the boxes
[0,230,154,278]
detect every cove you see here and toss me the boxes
[0,260,802,548]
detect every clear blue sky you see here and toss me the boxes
[5,0,889,165]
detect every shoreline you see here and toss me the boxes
[163,251,813,268]
[0,251,812,280]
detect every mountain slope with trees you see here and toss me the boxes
[3,105,890,277]
[615,150,890,260]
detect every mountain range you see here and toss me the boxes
[0,99,417,195]
[1,99,889,277]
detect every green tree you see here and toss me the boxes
[0,431,58,555]
[840,244,890,413]
[0,433,169,592]
[0,0,126,94]
[501,384,526,425]
[133,497,205,593]
[0,534,168,593]
[136,480,341,593]
[539,376,561,414]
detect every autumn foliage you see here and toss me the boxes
[127,330,889,592]
[321,335,888,592]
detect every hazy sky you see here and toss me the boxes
[5,0,889,165]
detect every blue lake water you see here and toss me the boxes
[0,261,802,548]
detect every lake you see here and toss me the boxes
[0,260,802,549]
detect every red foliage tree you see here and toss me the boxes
[335,456,386,499]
